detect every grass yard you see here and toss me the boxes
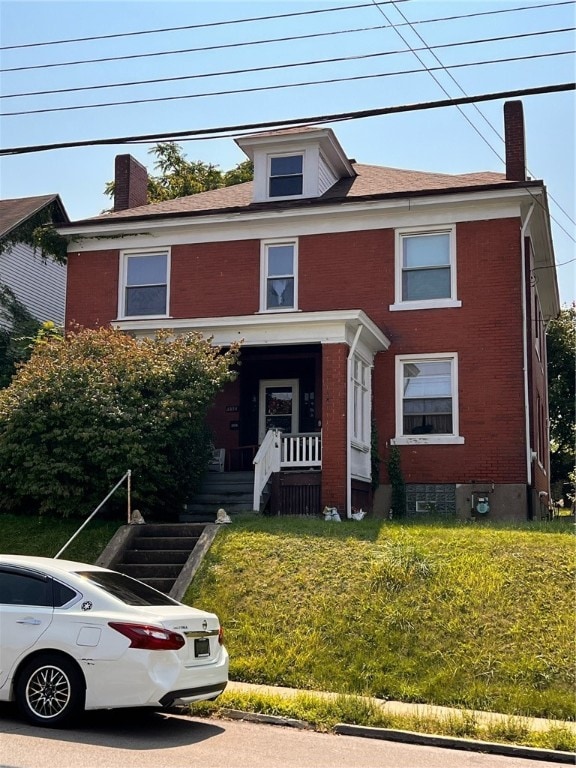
[1,511,574,733]
[184,514,575,722]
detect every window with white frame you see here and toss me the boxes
[392,226,460,310]
[261,240,297,311]
[121,250,169,317]
[394,354,463,444]
[268,154,303,198]
[352,355,370,446]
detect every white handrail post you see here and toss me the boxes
[253,429,281,511]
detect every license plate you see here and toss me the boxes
[194,638,210,657]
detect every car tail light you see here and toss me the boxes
[109,622,185,651]
[218,625,224,645]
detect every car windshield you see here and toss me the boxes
[75,570,180,606]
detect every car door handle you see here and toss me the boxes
[16,618,42,625]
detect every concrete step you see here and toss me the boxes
[116,563,183,580]
[122,549,190,565]
[133,523,206,537]
[131,536,200,550]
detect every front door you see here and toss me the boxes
[259,379,299,442]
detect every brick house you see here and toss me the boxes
[61,101,559,522]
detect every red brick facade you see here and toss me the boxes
[66,216,537,496]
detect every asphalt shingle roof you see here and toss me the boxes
[70,163,519,225]
[0,195,69,237]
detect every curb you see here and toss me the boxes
[334,723,576,764]
[218,709,575,764]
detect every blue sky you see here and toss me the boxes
[0,0,574,305]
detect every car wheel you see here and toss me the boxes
[16,654,85,728]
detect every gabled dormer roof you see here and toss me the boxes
[235,125,356,203]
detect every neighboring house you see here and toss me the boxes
[61,101,559,522]
[0,195,69,327]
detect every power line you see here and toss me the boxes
[0,83,573,156]
[382,0,576,231]
[2,21,572,74]
[0,1,410,51]
[3,28,572,99]
[2,51,572,118]
[0,0,569,51]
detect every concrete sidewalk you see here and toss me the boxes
[226,680,576,734]
[223,681,575,764]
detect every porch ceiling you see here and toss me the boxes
[115,309,391,354]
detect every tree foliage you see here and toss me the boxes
[0,326,239,519]
[0,286,43,389]
[547,304,576,494]
[104,142,254,204]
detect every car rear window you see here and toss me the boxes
[76,570,180,606]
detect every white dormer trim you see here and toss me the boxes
[236,127,355,204]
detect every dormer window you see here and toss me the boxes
[236,127,355,204]
[269,154,303,197]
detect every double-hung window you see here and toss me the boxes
[352,355,370,447]
[121,250,169,318]
[261,240,297,311]
[393,353,464,444]
[391,226,460,310]
[268,154,303,198]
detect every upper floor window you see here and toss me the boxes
[392,353,464,445]
[121,250,169,318]
[269,154,303,198]
[391,226,461,311]
[261,240,297,312]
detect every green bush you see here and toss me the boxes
[0,326,238,519]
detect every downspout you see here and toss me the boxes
[521,202,536,489]
[346,325,363,519]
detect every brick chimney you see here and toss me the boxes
[504,101,526,182]
[114,154,148,211]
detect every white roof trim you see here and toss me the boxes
[61,186,540,240]
[114,308,391,353]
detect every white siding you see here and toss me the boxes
[0,242,66,325]
[318,154,338,195]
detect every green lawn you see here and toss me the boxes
[2,512,574,726]
[185,515,575,721]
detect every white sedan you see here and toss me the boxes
[0,554,229,727]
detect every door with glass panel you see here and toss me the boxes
[259,380,299,442]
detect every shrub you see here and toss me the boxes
[0,326,238,519]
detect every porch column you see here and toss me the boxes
[321,343,348,512]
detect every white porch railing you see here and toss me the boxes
[253,429,282,511]
[253,430,322,511]
[281,432,322,468]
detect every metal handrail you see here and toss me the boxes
[54,470,132,559]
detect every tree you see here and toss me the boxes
[0,326,239,519]
[0,286,43,389]
[104,143,254,204]
[547,304,575,499]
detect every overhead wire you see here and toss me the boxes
[378,0,575,247]
[383,0,576,228]
[0,22,574,73]
[2,28,573,99]
[0,83,573,156]
[2,51,572,118]
[0,0,569,51]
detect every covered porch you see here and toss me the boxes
[119,309,390,517]
[201,309,390,517]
